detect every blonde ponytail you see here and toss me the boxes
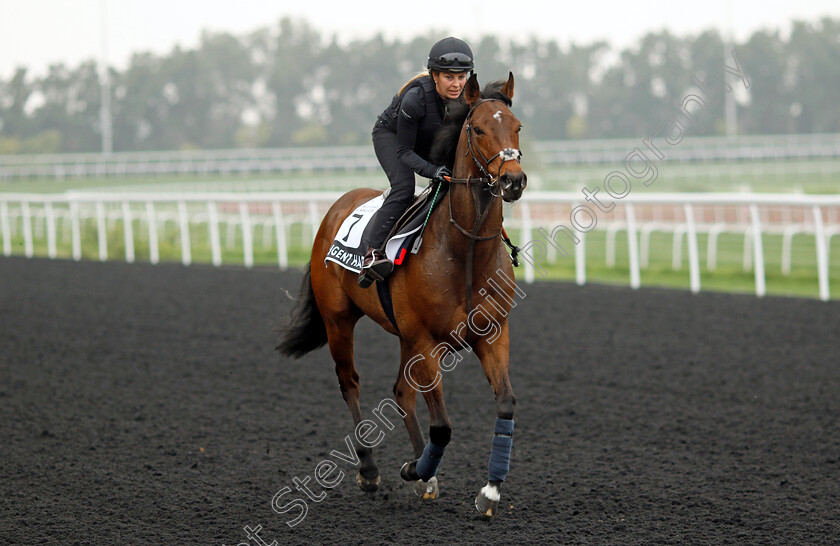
[398,71,431,96]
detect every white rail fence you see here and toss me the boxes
[0,147,379,180]
[534,132,840,165]
[2,133,839,179]
[1,191,838,300]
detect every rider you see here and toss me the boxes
[358,36,474,288]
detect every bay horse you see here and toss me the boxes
[278,72,526,517]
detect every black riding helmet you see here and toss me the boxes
[427,37,474,73]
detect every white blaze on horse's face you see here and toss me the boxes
[493,110,503,124]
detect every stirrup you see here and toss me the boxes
[358,269,381,288]
[358,247,393,288]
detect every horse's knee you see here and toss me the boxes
[496,393,516,420]
[429,425,451,447]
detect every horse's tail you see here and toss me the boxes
[276,262,328,358]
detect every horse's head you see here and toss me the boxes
[461,72,527,203]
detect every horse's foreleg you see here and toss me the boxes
[394,341,426,459]
[325,315,380,492]
[473,321,516,517]
[398,340,452,499]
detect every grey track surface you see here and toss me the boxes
[2,257,839,545]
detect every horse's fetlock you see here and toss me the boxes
[496,393,516,420]
[429,425,452,447]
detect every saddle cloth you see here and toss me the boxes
[324,184,445,273]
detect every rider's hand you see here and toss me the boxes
[433,165,452,183]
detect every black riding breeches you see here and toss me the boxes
[366,127,417,249]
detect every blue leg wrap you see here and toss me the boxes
[488,418,514,482]
[415,441,446,481]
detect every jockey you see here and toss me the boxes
[358,36,474,288]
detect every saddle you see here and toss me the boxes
[379,181,447,253]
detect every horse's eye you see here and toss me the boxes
[474,127,484,136]
[517,125,523,133]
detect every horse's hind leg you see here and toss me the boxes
[324,310,381,492]
[392,340,442,498]
[394,340,427,459]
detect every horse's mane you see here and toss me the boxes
[430,79,513,169]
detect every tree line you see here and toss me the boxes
[1,17,838,154]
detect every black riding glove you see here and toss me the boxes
[432,165,452,183]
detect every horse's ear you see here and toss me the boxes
[500,71,515,101]
[464,73,481,106]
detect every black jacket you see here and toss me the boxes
[374,75,449,179]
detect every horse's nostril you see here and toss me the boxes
[509,173,524,190]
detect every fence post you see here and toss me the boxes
[707,224,724,271]
[46,201,57,259]
[780,224,801,275]
[71,200,81,261]
[272,202,288,270]
[684,204,701,293]
[122,201,135,263]
[626,203,640,289]
[145,201,159,265]
[672,226,685,270]
[96,201,107,261]
[575,230,586,286]
[207,201,222,267]
[749,204,766,297]
[812,205,830,301]
[239,201,253,268]
[177,200,191,266]
[21,201,33,258]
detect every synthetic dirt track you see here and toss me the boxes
[2,256,839,545]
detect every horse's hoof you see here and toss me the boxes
[356,472,381,492]
[475,483,500,517]
[413,476,439,500]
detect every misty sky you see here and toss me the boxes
[1,0,839,78]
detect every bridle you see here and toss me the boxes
[444,97,523,312]
[447,98,523,239]
[460,98,523,194]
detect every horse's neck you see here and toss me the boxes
[448,180,502,236]
[431,146,503,251]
